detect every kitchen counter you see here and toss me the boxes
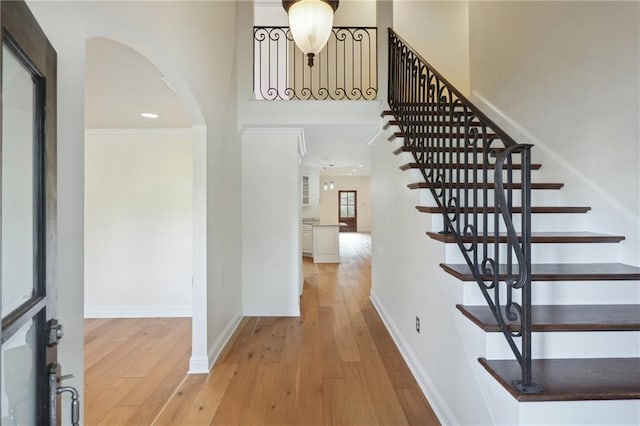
[312,224,340,263]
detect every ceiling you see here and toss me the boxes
[85,38,375,176]
[302,124,378,176]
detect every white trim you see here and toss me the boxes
[312,254,340,263]
[84,305,192,318]
[255,0,285,8]
[84,128,193,136]
[188,313,243,374]
[367,128,384,147]
[240,126,304,136]
[298,131,307,157]
[188,356,209,374]
[471,90,639,224]
[243,304,300,317]
[369,291,458,426]
[190,124,209,376]
[207,314,243,370]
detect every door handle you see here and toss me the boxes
[57,386,80,426]
[49,363,80,426]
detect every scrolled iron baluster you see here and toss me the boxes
[505,301,524,335]
[481,257,497,290]
[463,224,478,256]
[494,145,530,290]
[350,87,364,98]
[299,87,312,100]
[446,197,459,226]
[253,26,376,101]
[267,28,283,41]
[387,29,540,394]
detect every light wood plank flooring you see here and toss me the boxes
[155,233,439,425]
[84,317,192,425]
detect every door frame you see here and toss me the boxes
[1,0,58,423]
[338,190,357,232]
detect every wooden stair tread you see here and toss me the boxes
[384,119,483,130]
[416,206,591,214]
[400,162,542,171]
[393,146,507,155]
[390,132,499,141]
[382,110,476,119]
[408,182,564,190]
[478,357,640,401]
[457,304,640,332]
[427,232,626,244]
[441,262,640,281]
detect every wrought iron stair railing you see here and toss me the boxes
[253,26,377,101]
[387,28,540,393]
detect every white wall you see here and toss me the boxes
[393,1,470,95]
[319,175,372,232]
[241,128,303,316]
[254,0,376,27]
[84,129,192,317]
[468,1,640,266]
[27,2,243,419]
[370,130,496,425]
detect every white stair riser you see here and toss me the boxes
[462,280,640,306]
[444,242,623,264]
[518,400,640,426]
[429,212,588,234]
[418,191,565,210]
[484,331,640,360]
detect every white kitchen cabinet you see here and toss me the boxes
[302,224,313,256]
[301,175,310,206]
[312,225,339,263]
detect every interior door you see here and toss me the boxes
[0,2,75,425]
[338,190,357,232]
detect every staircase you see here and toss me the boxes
[383,28,640,404]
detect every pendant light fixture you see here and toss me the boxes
[282,0,339,67]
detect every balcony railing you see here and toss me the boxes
[253,26,377,101]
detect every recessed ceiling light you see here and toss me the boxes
[141,112,159,119]
[358,164,364,168]
[352,169,357,173]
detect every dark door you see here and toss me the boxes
[0,2,75,425]
[338,190,357,232]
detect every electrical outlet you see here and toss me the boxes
[415,316,420,334]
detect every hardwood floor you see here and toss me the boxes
[154,232,440,425]
[84,317,192,425]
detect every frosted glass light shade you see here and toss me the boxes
[288,0,335,67]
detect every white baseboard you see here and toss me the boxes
[84,305,192,318]
[188,356,209,374]
[207,313,243,371]
[187,313,243,374]
[369,291,458,426]
[312,254,340,263]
